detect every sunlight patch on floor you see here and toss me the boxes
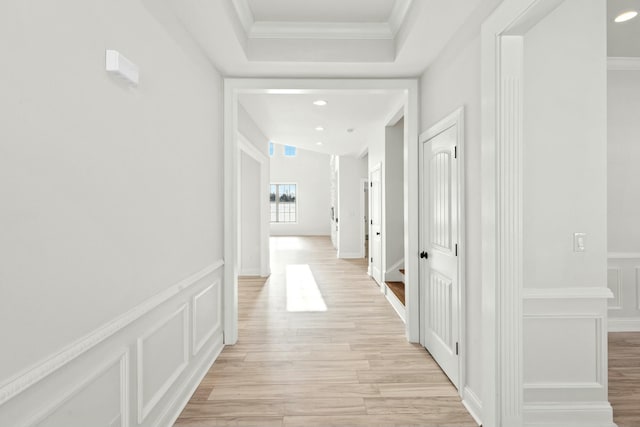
[285,264,327,312]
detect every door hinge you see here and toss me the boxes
[455,244,458,256]
[370,257,373,263]
[456,342,459,355]
[370,219,373,225]
[370,182,373,188]
[454,146,457,159]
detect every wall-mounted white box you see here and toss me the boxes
[105,50,139,86]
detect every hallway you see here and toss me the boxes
[175,236,476,426]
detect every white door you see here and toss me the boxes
[421,124,460,388]
[370,165,382,285]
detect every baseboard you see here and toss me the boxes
[239,268,261,276]
[159,334,224,426]
[462,386,482,426]
[608,317,640,332]
[383,284,406,323]
[524,402,615,427]
[384,259,404,282]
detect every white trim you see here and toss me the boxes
[608,317,640,332]
[19,350,130,427]
[383,283,407,323]
[418,107,466,396]
[523,287,614,300]
[158,333,224,427]
[230,0,254,33]
[481,1,565,425]
[607,267,622,310]
[359,178,368,260]
[608,57,640,71]
[238,132,271,277]
[224,78,419,345]
[462,386,483,427]
[388,0,413,36]
[192,280,222,356]
[0,261,223,406]
[523,402,616,427]
[249,22,394,40]
[608,252,640,259]
[385,258,405,282]
[137,304,189,423]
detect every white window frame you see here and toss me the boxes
[270,182,298,224]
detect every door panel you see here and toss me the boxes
[370,166,382,286]
[421,125,459,387]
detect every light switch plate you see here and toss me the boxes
[574,232,586,252]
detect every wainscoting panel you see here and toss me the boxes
[0,261,225,427]
[608,254,640,331]
[192,280,222,356]
[522,287,613,424]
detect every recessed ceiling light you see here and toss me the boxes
[313,100,328,106]
[315,126,325,131]
[347,128,355,133]
[316,142,323,146]
[615,10,638,23]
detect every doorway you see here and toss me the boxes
[419,108,465,391]
[369,163,383,286]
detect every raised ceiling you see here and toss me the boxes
[239,92,405,156]
[608,0,640,57]
[246,0,395,23]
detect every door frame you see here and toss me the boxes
[223,78,419,344]
[369,162,383,285]
[237,132,270,278]
[481,0,566,425]
[419,107,466,395]
[360,178,368,260]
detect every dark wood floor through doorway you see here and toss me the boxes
[174,236,476,426]
[609,332,640,427]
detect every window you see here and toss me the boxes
[270,183,297,223]
[283,145,297,157]
[269,142,274,157]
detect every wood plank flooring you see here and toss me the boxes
[609,332,640,427]
[386,281,405,306]
[175,236,476,427]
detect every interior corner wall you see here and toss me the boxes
[608,69,640,253]
[240,152,261,275]
[337,156,368,258]
[238,104,270,157]
[270,145,331,236]
[0,1,224,425]
[384,119,405,274]
[420,30,484,409]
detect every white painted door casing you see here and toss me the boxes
[370,164,383,285]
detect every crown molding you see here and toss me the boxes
[249,21,394,40]
[388,0,413,36]
[231,0,254,34]
[608,57,640,71]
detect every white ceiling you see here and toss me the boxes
[161,0,491,77]
[608,0,640,57]
[239,92,405,156]
[247,0,395,23]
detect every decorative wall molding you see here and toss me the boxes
[19,351,129,427]
[608,252,640,259]
[523,286,614,300]
[192,280,222,356]
[137,304,190,423]
[608,57,640,71]
[607,268,622,310]
[0,260,223,407]
[462,386,483,426]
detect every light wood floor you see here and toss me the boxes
[609,332,640,427]
[175,236,476,427]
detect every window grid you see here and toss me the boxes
[270,183,297,223]
[283,145,297,157]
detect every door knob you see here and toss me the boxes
[420,251,429,259]
[376,232,381,236]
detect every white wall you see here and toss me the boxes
[384,119,405,275]
[521,0,610,420]
[607,69,640,330]
[240,152,261,275]
[608,70,640,253]
[337,156,368,258]
[270,145,331,236]
[420,20,486,416]
[0,1,224,425]
[238,104,269,157]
